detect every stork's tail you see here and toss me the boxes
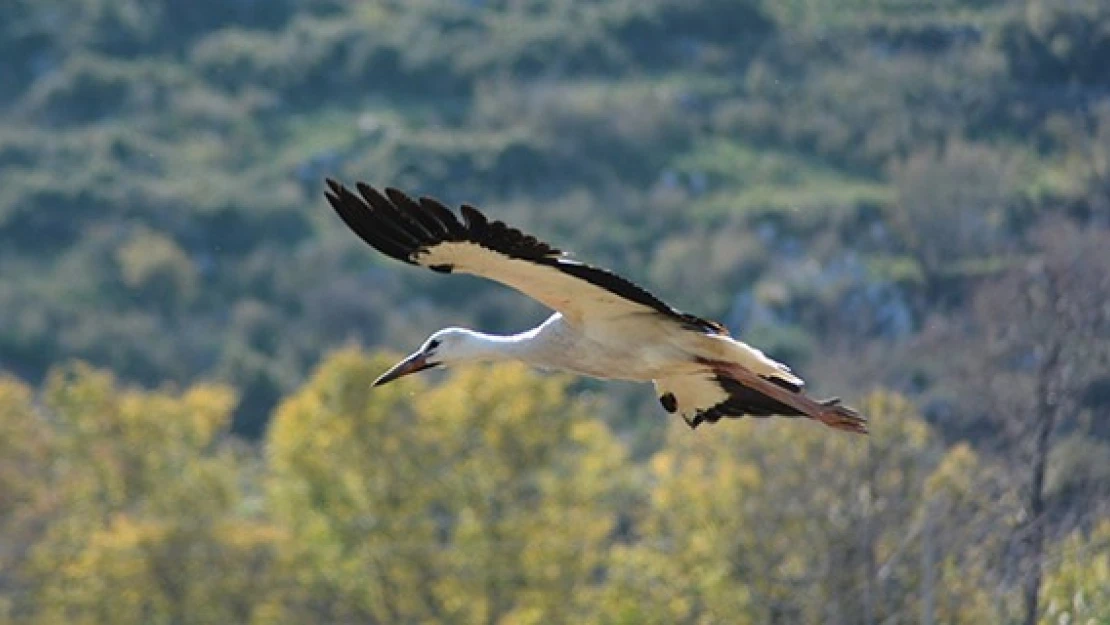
[702,360,869,435]
[810,397,868,434]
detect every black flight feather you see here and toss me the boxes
[688,375,846,429]
[325,191,412,263]
[419,197,467,238]
[323,179,725,334]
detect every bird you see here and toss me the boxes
[323,179,867,434]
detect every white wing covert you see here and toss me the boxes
[324,179,725,332]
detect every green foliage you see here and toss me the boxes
[890,138,1021,293]
[672,139,893,219]
[115,227,199,307]
[17,55,193,126]
[2,0,1107,433]
[997,0,1110,86]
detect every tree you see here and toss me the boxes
[921,443,1019,623]
[890,139,1019,307]
[266,349,631,624]
[0,377,56,624]
[589,391,992,624]
[23,363,286,625]
[931,220,1110,625]
[1039,520,1110,624]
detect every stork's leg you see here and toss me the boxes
[710,362,868,434]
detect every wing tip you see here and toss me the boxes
[460,204,488,230]
[323,177,430,264]
[357,181,382,201]
[383,186,414,209]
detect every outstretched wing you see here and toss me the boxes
[324,179,724,332]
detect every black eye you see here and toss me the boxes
[427,339,441,350]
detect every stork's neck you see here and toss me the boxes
[441,319,561,368]
[454,327,547,363]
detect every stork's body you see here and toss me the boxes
[325,179,866,433]
[435,312,701,380]
[472,312,771,381]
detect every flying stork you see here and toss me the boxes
[324,179,867,434]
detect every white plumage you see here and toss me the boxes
[324,180,866,434]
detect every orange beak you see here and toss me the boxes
[373,352,438,387]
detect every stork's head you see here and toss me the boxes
[372,328,487,387]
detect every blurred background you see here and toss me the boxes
[1,0,1109,623]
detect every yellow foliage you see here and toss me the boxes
[919,441,1021,623]
[1041,520,1110,625]
[5,355,1106,623]
[0,376,57,624]
[589,389,952,624]
[266,352,629,624]
[37,362,236,516]
[35,512,286,625]
[19,362,274,625]
[0,376,53,511]
[592,543,723,625]
[925,442,978,497]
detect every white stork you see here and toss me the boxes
[324,179,866,434]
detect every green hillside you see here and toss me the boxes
[1,0,1109,621]
[3,0,1106,436]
